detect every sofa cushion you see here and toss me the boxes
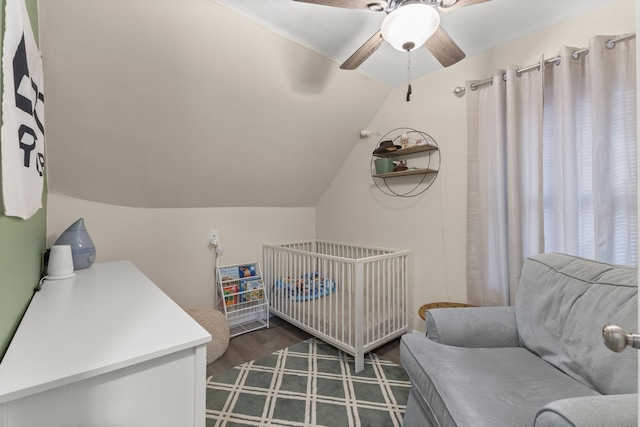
[515,253,637,395]
[400,333,599,427]
[426,306,519,348]
[534,394,638,427]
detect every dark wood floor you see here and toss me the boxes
[207,316,403,377]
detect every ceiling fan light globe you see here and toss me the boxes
[381,3,440,52]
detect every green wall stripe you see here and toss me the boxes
[0,0,46,361]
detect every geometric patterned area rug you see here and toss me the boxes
[206,337,411,427]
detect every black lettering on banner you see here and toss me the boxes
[31,79,44,134]
[36,152,44,177]
[13,35,31,114]
[12,33,45,172]
[18,124,36,167]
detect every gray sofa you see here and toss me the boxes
[401,253,638,426]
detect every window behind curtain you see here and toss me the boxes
[541,48,637,266]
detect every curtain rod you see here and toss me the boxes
[452,33,636,98]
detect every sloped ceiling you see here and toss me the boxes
[215,0,619,87]
[39,0,619,209]
[39,0,389,208]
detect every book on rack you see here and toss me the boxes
[222,284,239,306]
[242,279,263,301]
[219,266,240,282]
[238,264,257,278]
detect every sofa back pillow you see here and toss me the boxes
[515,253,637,395]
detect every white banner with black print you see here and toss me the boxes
[1,0,44,219]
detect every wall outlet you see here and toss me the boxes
[209,229,219,246]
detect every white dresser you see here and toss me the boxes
[0,261,211,427]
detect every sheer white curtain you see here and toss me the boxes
[544,36,637,266]
[466,35,637,307]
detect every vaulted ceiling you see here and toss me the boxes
[215,0,618,87]
[39,0,619,208]
[40,0,390,208]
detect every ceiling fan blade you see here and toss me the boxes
[340,30,384,70]
[438,0,490,12]
[425,26,466,67]
[294,0,387,11]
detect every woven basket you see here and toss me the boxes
[418,301,476,320]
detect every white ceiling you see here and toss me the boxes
[39,0,391,208]
[215,0,619,87]
[39,0,630,209]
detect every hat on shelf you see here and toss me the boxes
[373,140,401,154]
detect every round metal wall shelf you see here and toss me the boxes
[370,127,440,197]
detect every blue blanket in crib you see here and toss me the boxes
[274,272,337,301]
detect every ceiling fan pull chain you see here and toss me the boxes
[406,50,412,102]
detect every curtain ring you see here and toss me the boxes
[572,48,588,60]
[606,40,616,49]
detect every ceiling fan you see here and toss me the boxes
[294,0,490,70]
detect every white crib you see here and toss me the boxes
[263,240,411,372]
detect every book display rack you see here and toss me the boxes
[216,262,269,337]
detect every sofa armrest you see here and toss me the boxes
[535,394,638,427]
[426,306,519,347]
